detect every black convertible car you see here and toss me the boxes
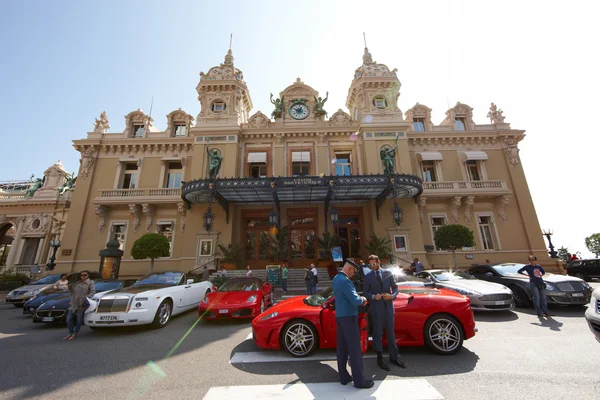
[32,280,132,324]
[468,263,592,308]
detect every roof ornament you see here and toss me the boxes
[362,32,374,64]
[224,33,234,65]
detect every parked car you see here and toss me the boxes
[467,263,592,308]
[252,285,476,357]
[415,269,514,311]
[32,280,133,324]
[5,272,101,307]
[585,287,600,343]
[567,259,600,281]
[199,277,273,319]
[23,288,70,315]
[86,271,213,329]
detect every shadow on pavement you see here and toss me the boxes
[0,306,249,399]
[474,311,518,322]
[529,316,564,331]
[513,305,588,319]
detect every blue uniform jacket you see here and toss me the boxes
[363,269,398,319]
[332,272,364,318]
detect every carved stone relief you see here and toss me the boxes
[95,206,108,233]
[449,197,462,224]
[142,204,154,232]
[93,111,110,133]
[329,109,351,127]
[248,111,271,128]
[464,196,475,224]
[177,202,187,233]
[418,197,427,225]
[503,137,521,166]
[129,204,142,233]
[79,147,98,179]
[496,195,510,223]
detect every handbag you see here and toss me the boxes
[81,297,91,309]
[536,282,547,290]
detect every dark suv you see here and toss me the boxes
[567,259,600,281]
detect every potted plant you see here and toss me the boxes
[317,232,341,268]
[364,233,393,264]
[217,243,242,270]
[260,226,289,263]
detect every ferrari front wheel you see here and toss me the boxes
[282,319,318,357]
[424,314,463,355]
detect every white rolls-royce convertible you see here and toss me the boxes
[86,271,213,329]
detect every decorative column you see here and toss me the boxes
[95,206,108,233]
[5,217,26,267]
[177,202,187,233]
[129,204,142,232]
[142,204,154,232]
[496,195,510,223]
[449,197,462,224]
[418,197,427,224]
[464,196,475,224]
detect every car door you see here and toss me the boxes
[183,277,208,308]
[392,294,420,346]
[319,299,368,352]
[588,260,600,278]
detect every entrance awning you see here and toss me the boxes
[181,174,423,225]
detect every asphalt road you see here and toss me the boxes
[1,282,599,400]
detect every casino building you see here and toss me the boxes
[46,47,553,277]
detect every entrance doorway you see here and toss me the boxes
[243,210,271,269]
[335,208,364,262]
[288,208,317,268]
[0,224,14,266]
[19,238,41,265]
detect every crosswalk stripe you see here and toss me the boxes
[203,379,444,400]
[230,350,378,364]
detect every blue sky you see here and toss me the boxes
[1,0,599,255]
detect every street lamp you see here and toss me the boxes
[46,239,61,271]
[542,229,558,258]
[269,207,278,227]
[203,206,215,232]
[392,201,403,226]
[330,206,339,225]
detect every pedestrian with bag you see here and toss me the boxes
[518,255,552,317]
[311,263,318,293]
[332,262,373,389]
[363,254,406,371]
[281,263,288,293]
[304,266,314,295]
[64,270,95,340]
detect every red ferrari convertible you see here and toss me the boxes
[252,286,476,357]
[199,278,274,319]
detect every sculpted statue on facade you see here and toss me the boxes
[206,139,222,180]
[79,147,98,179]
[380,135,399,176]
[24,175,44,198]
[487,103,505,124]
[329,109,351,127]
[93,111,110,133]
[313,92,329,118]
[503,137,521,166]
[57,173,77,195]
[270,93,284,119]
[248,111,271,129]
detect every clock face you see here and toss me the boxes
[289,103,310,120]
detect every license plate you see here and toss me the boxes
[494,301,507,305]
[572,293,584,297]
[42,317,54,322]
[219,309,228,314]
[30,308,35,312]
[100,315,120,321]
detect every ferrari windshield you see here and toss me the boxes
[492,264,526,276]
[304,287,334,306]
[431,271,476,281]
[134,272,183,286]
[218,279,260,292]
[32,274,61,285]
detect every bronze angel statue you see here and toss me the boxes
[313,91,329,117]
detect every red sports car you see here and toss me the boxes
[252,286,476,357]
[199,278,274,319]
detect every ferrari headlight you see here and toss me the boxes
[202,296,210,304]
[246,295,257,303]
[260,311,278,320]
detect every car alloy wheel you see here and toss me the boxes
[510,286,532,308]
[425,315,463,355]
[282,320,317,357]
[153,300,172,328]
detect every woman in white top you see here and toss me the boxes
[54,274,69,291]
[246,265,253,278]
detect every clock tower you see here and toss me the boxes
[273,78,328,126]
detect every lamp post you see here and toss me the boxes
[203,206,215,232]
[268,207,278,228]
[46,239,61,271]
[392,201,403,227]
[99,238,124,279]
[542,229,558,258]
[330,206,339,234]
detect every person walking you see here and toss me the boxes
[364,254,406,371]
[304,266,315,295]
[518,256,552,317]
[246,265,253,278]
[281,263,288,293]
[413,258,424,273]
[202,266,210,282]
[332,262,373,389]
[64,270,95,340]
[217,265,228,278]
[53,274,69,291]
[311,263,318,293]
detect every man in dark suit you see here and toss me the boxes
[363,254,406,371]
[332,262,374,389]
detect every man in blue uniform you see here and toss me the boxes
[364,254,406,371]
[332,262,374,389]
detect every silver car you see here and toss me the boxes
[5,274,62,307]
[585,287,600,343]
[415,269,514,311]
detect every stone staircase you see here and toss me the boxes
[212,267,333,294]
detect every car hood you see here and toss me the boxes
[11,284,53,293]
[38,294,72,310]
[542,274,585,284]
[436,279,511,294]
[107,285,171,297]
[258,295,312,316]
[25,291,69,306]
[208,291,261,306]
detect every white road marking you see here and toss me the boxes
[230,351,377,364]
[245,332,253,340]
[203,379,444,399]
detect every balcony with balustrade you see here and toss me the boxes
[422,180,511,198]
[93,188,182,205]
